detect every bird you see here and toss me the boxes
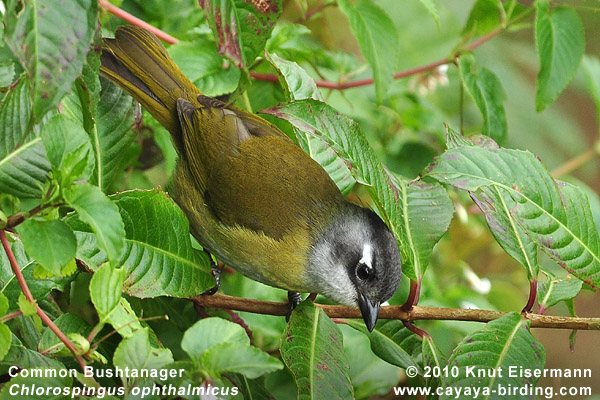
[99,26,402,331]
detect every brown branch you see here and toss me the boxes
[191,293,600,330]
[0,310,22,323]
[0,230,91,375]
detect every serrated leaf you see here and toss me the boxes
[113,328,173,385]
[263,99,453,280]
[535,1,585,111]
[345,319,419,369]
[181,317,249,362]
[104,298,144,339]
[16,218,77,276]
[3,0,97,123]
[64,182,125,265]
[0,61,15,88]
[280,300,354,400]
[41,114,94,187]
[458,56,507,144]
[199,0,282,71]
[537,275,582,313]
[169,40,240,97]
[1,343,65,370]
[426,135,600,287]
[441,313,545,399]
[73,189,213,297]
[89,263,125,321]
[338,0,399,103]
[202,342,283,379]
[62,77,137,191]
[265,52,356,195]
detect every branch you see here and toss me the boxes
[192,293,600,331]
[0,230,92,375]
[551,147,599,178]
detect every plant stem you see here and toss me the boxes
[0,230,92,376]
[192,293,600,330]
[551,147,598,178]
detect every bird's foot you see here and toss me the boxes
[286,291,303,322]
[202,251,221,296]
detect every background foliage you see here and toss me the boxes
[0,0,599,399]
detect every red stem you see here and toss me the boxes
[0,230,91,375]
[522,279,538,314]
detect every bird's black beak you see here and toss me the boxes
[358,292,380,332]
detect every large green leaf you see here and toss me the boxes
[74,189,213,297]
[62,78,137,192]
[441,313,545,399]
[535,1,585,111]
[89,263,126,322]
[426,133,600,287]
[263,99,453,280]
[202,342,283,379]
[265,52,356,195]
[181,317,249,363]
[458,56,507,144]
[199,0,282,71]
[280,300,354,400]
[3,0,97,123]
[338,0,399,103]
[537,275,582,313]
[0,76,31,157]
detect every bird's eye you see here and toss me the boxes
[356,263,372,281]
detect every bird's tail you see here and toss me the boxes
[100,26,200,149]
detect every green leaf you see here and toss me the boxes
[202,342,283,379]
[581,55,600,117]
[38,313,91,353]
[74,27,102,134]
[263,99,453,280]
[462,0,502,36]
[113,328,174,385]
[17,293,37,316]
[16,219,77,276]
[345,319,419,369]
[169,40,241,97]
[62,77,137,191]
[73,189,213,297]
[422,336,445,394]
[280,300,354,400]
[64,182,126,265]
[426,136,600,287]
[0,292,8,316]
[0,77,50,199]
[1,343,65,370]
[535,1,585,111]
[0,324,11,361]
[181,317,249,362]
[199,0,282,71]
[417,0,440,28]
[537,275,582,313]
[0,368,72,400]
[41,113,94,188]
[265,52,356,195]
[89,263,125,321]
[0,239,72,305]
[103,298,144,339]
[458,56,507,144]
[3,0,98,123]
[0,76,31,158]
[0,61,15,88]
[441,313,545,399]
[338,0,399,103]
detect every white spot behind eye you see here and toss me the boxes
[359,243,373,268]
